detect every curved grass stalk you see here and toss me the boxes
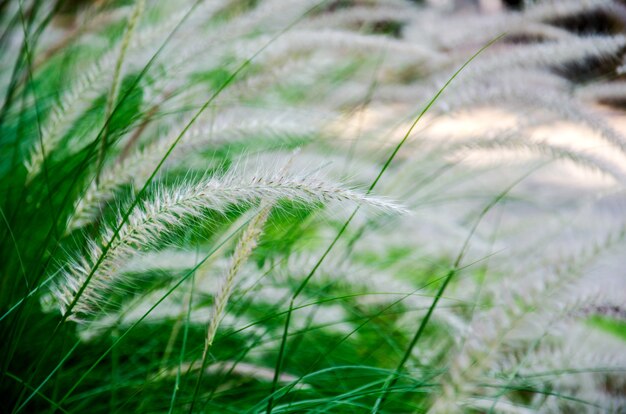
[66,114,318,233]
[52,162,404,320]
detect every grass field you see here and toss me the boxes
[1,1,626,412]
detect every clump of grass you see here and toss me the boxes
[2,1,626,413]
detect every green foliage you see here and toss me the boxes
[1,1,626,413]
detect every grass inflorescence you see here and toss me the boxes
[1,0,626,413]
